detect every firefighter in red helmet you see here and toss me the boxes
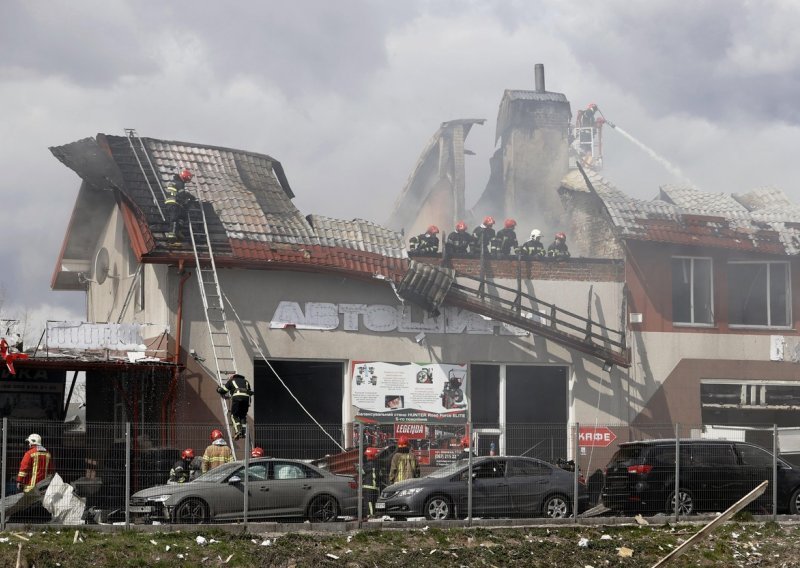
[251,447,265,458]
[446,220,473,257]
[169,448,197,484]
[408,225,440,256]
[362,446,382,517]
[164,168,196,245]
[471,216,496,256]
[547,231,571,259]
[489,218,518,257]
[389,436,419,484]
[202,429,233,473]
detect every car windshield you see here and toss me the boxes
[192,464,239,483]
[427,459,473,479]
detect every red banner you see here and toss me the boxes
[579,426,617,447]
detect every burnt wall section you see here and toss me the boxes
[560,188,623,259]
[473,91,572,234]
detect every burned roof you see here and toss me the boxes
[51,133,408,284]
[562,168,800,255]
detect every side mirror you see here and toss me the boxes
[228,475,242,484]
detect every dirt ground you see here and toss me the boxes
[2,521,800,567]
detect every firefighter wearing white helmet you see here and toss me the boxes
[7,433,54,518]
[518,229,545,258]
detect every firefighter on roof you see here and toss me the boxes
[488,218,518,257]
[202,429,233,472]
[408,225,440,256]
[518,229,546,258]
[547,232,571,259]
[471,216,496,256]
[445,221,473,256]
[217,373,254,440]
[164,169,194,245]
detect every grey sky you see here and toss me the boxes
[3,0,800,339]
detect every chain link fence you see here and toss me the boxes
[0,420,791,526]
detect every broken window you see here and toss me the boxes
[671,257,713,325]
[728,261,790,327]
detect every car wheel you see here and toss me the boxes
[172,498,209,524]
[667,489,694,516]
[307,494,340,523]
[424,495,453,520]
[789,487,800,515]
[543,494,570,519]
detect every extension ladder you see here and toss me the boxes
[187,193,240,458]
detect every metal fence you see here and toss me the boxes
[0,420,791,527]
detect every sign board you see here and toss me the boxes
[579,426,617,447]
[394,423,427,439]
[352,361,468,424]
[46,322,146,351]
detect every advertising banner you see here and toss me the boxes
[352,362,467,424]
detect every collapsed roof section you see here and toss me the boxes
[562,168,800,256]
[50,134,409,289]
[386,119,485,237]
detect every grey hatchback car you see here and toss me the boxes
[377,456,589,520]
[130,458,358,523]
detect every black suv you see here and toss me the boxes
[602,439,800,515]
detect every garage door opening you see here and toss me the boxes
[254,360,344,459]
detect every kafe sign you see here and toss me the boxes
[578,426,617,447]
[270,301,527,336]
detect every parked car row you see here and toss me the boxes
[121,439,800,524]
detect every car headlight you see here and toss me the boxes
[396,487,423,497]
[147,494,173,503]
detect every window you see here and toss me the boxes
[507,459,550,477]
[273,463,306,480]
[691,444,736,466]
[735,444,773,467]
[672,257,713,325]
[467,460,505,480]
[728,262,790,327]
[239,464,268,481]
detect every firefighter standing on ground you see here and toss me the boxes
[169,448,197,484]
[445,221,473,256]
[389,436,419,484]
[164,169,193,244]
[362,447,381,517]
[408,225,440,256]
[202,429,233,473]
[8,433,54,518]
[547,232,571,258]
[217,373,253,440]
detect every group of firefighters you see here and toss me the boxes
[409,217,571,259]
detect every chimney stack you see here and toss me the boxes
[534,63,546,92]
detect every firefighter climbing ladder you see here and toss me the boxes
[187,197,240,458]
[123,129,239,455]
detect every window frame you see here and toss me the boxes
[727,260,792,330]
[671,256,715,327]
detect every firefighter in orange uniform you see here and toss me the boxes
[201,429,233,473]
[8,433,54,518]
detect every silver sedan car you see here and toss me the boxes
[130,458,358,523]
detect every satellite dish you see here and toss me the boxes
[94,247,110,285]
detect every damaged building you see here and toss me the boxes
[27,64,800,470]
